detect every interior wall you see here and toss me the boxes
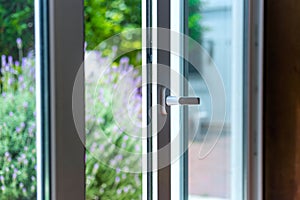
[264,0,300,199]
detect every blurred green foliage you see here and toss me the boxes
[188,0,204,43]
[84,0,141,50]
[84,0,142,67]
[0,0,34,58]
[0,0,203,60]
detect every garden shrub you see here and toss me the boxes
[85,52,142,200]
[0,49,143,199]
[0,53,36,200]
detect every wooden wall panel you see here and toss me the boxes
[264,0,300,199]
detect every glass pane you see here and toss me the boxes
[84,0,143,199]
[176,0,244,199]
[0,1,36,199]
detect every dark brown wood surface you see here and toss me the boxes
[264,0,300,199]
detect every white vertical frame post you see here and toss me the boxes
[231,0,244,199]
[142,0,148,198]
[170,0,183,200]
[35,0,48,198]
[152,0,158,199]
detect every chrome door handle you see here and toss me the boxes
[166,96,200,106]
[161,88,200,115]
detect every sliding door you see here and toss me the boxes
[34,0,263,199]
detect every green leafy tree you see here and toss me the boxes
[188,0,204,43]
[0,0,34,58]
[84,0,141,50]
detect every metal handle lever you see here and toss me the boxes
[166,96,200,106]
[161,88,200,115]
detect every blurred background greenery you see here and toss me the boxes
[0,0,203,63]
[0,0,34,58]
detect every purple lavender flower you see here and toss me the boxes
[8,78,13,85]
[18,75,24,82]
[21,153,26,159]
[135,145,141,152]
[28,126,33,134]
[116,154,123,161]
[0,175,4,182]
[123,135,129,141]
[16,38,23,49]
[98,88,104,99]
[8,56,13,66]
[1,55,6,66]
[15,61,20,66]
[99,144,104,151]
[23,102,28,108]
[115,176,120,183]
[117,189,122,194]
[5,65,9,72]
[22,57,27,68]
[124,186,129,193]
[113,125,119,132]
[93,163,99,172]
[90,143,97,152]
[120,57,129,65]
[27,51,34,59]
[21,82,26,90]
[20,122,25,128]
[1,186,5,191]
[16,127,21,133]
[110,159,117,166]
[112,45,118,53]
[30,66,35,75]
[30,86,34,93]
[4,152,10,157]
[128,65,134,72]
